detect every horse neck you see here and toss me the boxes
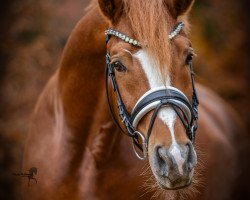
[55,6,121,169]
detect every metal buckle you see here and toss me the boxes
[131,131,147,160]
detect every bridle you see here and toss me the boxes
[105,22,199,160]
[104,22,199,160]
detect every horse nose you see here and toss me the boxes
[154,142,197,182]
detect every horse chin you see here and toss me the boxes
[154,175,193,190]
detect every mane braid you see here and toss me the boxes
[123,0,175,83]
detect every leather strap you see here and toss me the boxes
[130,87,193,127]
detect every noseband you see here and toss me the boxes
[105,22,199,160]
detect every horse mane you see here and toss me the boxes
[123,0,189,82]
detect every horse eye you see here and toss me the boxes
[113,61,127,72]
[185,53,193,65]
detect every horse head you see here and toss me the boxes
[99,0,198,190]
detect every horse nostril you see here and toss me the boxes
[158,146,173,166]
[154,146,169,177]
[185,141,197,170]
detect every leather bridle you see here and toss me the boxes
[105,22,199,160]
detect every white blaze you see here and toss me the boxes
[134,50,184,174]
[134,50,176,140]
[170,145,185,175]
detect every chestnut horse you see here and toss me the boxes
[22,0,240,199]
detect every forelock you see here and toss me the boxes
[123,0,174,82]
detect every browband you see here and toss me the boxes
[105,22,185,47]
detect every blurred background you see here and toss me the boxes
[0,0,249,199]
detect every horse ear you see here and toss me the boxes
[98,0,122,22]
[170,0,195,17]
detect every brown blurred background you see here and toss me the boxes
[0,0,249,199]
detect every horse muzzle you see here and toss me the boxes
[149,141,197,189]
